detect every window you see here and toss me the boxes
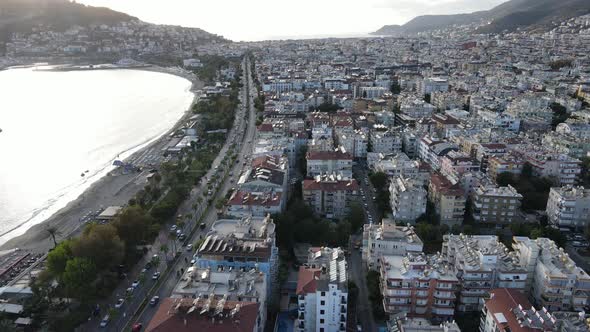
[320,319,325,324]
[321,300,326,306]
[321,292,326,296]
[320,329,325,332]
[320,310,325,315]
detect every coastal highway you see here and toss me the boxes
[84,56,258,331]
[131,56,258,329]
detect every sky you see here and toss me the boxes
[77,0,507,41]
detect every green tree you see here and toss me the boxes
[347,202,365,233]
[112,206,153,252]
[62,257,97,302]
[72,224,124,271]
[46,240,73,277]
[46,226,60,248]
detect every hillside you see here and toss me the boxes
[372,0,590,36]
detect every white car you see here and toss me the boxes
[131,280,140,288]
[114,298,124,309]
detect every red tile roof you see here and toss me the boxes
[307,150,353,160]
[296,267,322,295]
[145,298,259,332]
[484,289,537,332]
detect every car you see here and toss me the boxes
[357,324,362,332]
[99,315,110,328]
[114,298,125,309]
[152,272,161,280]
[149,296,160,306]
[187,244,193,251]
[132,323,143,332]
[126,287,134,295]
[145,261,152,270]
[199,222,206,230]
[372,196,376,200]
[179,234,186,241]
[140,268,147,275]
[131,280,140,288]
[176,229,182,236]
[170,225,177,231]
[152,254,159,262]
[190,259,196,265]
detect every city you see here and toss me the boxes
[1,0,590,332]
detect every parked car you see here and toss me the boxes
[187,244,193,251]
[131,280,140,288]
[200,223,206,230]
[99,315,110,328]
[132,323,143,332]
[152,272,161,280]
[126,287,134,295]
[114,298,124,309]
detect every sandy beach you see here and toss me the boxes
[0,66,203,253]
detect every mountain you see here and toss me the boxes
[372,0,590,36]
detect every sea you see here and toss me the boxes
[0,67,194,245]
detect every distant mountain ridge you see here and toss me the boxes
[372,0,590,35]
[0,0,225,54]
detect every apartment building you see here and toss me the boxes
[420,77,449,95]
[196,216,278,296]
[389,317,461,332]
[513,237,590,311]
[371,129,403,154]
[511,148,581,186]
[172,266,267,332]
[302,174,359,219]
[487,155,524,182]
[546,186,590,230]
[472,185,523,226]
[296,247,348,332]
[335,128,368,159]
[480,288,556,332]
[428,174,466,227]
[380,254,459,321]
[390,177,427,223]
[361,219,423,270]
[306,148,353,178]
[439,151,480,184]
[418,136,459,171]
[373,153,430,186]
[441,234,527,312]
[400,98,436,118]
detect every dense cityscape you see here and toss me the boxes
[2,1,590,332]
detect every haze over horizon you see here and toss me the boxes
[78,0,508,41]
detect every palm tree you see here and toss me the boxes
[160,244,169,260]
[46,226,60,248]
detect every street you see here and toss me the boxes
[80,57,257,332]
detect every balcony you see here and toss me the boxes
[341,297,347,304]
[340,315,346,322]
[341,306,347,314]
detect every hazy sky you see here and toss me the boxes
[78,0,507,41]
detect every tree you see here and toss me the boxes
[424,94,431,104]
[71,224,124,271]
[46,226,60,248]
[390,81,401,94]
[369,172,388,190]
[550,102,568,129]
[46,240,72,277]
[112,206,153,252]
[62,257,97,302]
[346,202,365,233]
[160,244,169,260]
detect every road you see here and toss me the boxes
[349,237,377,332]
[126,56,258,330]
[81,57,256,332]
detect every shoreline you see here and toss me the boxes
[0,65,202,252]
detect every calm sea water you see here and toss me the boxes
[0,67,194,244]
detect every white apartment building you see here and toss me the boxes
[390,177,427,223]
[546,186,590,230]
[400,99,436,118]
[420,77,449,95]
[296,247,348,332]
[361,219,423,270]
[173,266,267,332]
[371,129,403,154]
[335,129,368,159]
[360,86,387,99]
[374,153,430,186]
[418,136,459,171]
[442,234,527,312]
[306,148,354,178]
[390,317,461,332]
[477,109,521,132]
[513,237,590,311]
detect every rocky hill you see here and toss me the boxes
[372,0,590,36]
